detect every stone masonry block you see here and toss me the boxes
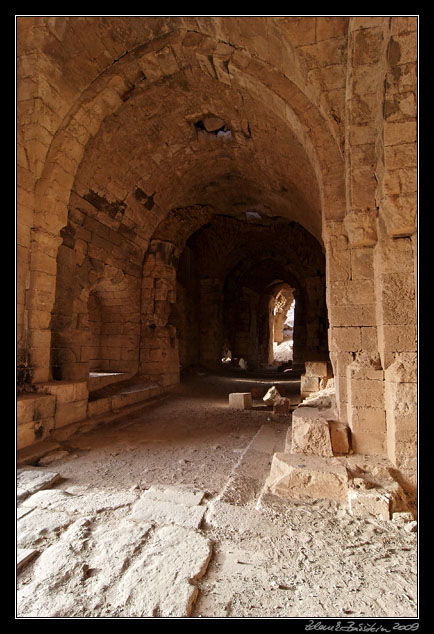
[266,453,348,503]
[350,407,386,435]
[351,432,387,457]
[385,352,417,384]
[349,378,384,409]
[348,488,391,520]
[304,361,328,377]
[54,400,88,428]
[17,416,55,449]
[300,375,321,394]
[330,327,361,352]
[330,303,376,329]
[273,398,291,416]
[228,393,252,409]
[17,394,56,424]
[291,408,333,457]
[37,381,75,404]
[329,422,351,455]
[17,395,37,424]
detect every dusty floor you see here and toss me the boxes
[16,370,418,619]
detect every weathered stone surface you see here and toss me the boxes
[17,495,213,619]
[38,450,70,465]
[17,548,38,572]
[299,387,337,412]
[348,488,391,520]
[207,499,280,537]
[228,392,252,409]
[217,423,286,505]
[263,386,284,406]
[142,484,206,507]
[329,421,351,454]
[203,116,225,132]
[17,508,74,547]
[131,495,206,529]
[21,488,138,514]
[273,398,291,415]
[304,361,329,377]
[300,374,321,395]
[266,453,348,502]
[106,524,213,618]
[17,468,61,502]
[291,407,334,457]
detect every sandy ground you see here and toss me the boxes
[17,370,418,619]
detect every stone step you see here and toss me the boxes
[88,384,162,417]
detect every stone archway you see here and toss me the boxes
[270,284,295,365]
[17,16,417,491]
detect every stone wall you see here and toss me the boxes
[324,17,417,486]
[16,16,417,488]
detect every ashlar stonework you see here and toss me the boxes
[16,15,417,619]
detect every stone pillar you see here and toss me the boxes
[327,17,387,426]
[258,294,274,366]
[346,355,386,456]
[231,286,260,367]
[376,18,417,481]
[139,240,179,387]
[24,229,63,384]
[384,353,417,491]
[50,243,91,382]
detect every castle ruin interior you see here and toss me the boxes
[16,16,418,619]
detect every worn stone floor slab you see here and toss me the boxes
[17,548,38,572]
[142,484,206,507]
[131,495,206,529]
[206,499,281,538]
[17,503,212,617]
[17,507,34,520]
[17,468,61,502]
[21,488,138,515]
[105,524,213,617]
[17,508,75,548]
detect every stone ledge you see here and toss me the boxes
[17,391,171,462]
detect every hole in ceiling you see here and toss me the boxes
[193,116,232,139]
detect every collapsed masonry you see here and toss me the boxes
[17,17,417,508]
[230,375,413,520]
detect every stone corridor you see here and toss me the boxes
[16,15,418,619]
